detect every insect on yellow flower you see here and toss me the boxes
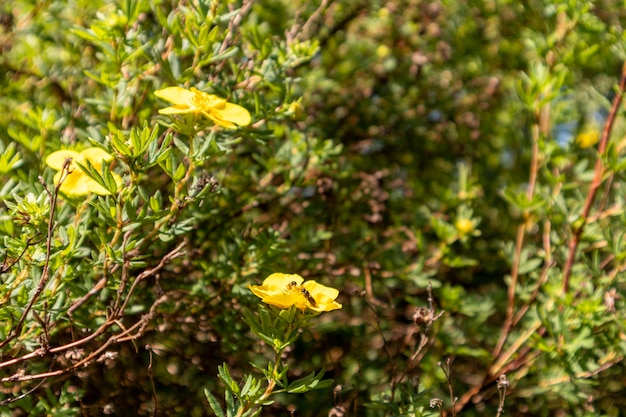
[154,87,251,129]
[249,273,342,312]
[45,148,121,196]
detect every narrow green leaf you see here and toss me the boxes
[203,388,225,417]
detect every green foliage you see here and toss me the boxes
[207,305,334,417]
[1,0,626,416]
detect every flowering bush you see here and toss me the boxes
[1,0,626,416]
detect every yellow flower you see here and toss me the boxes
[575,130,600,148]
[455,218,474,235]
[154,87,251,129]
[286,101,305,121]
[45,147,121,196]
[249,273,342,312]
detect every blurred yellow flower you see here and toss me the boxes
[575,130,600,148]
[154,87,251,129]
[249,273,342,312]
[376,44,391,58]
[286,101,305,121]
[455,218,474,235]
[45,148,121,196]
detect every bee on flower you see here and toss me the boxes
[249,273,342,312]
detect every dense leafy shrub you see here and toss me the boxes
[1,0,626,416]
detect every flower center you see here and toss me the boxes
[191,89,226,110]
[285,281,317,307]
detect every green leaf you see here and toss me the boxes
[218,363,239,395]
[224,389,235,417]
[518,257,543,275]
[69,26,101,43]
[111,131,132,157]
[286,369,333,393]
[203,388,225,417]
[173,162,187,182]
[0,142,23,174]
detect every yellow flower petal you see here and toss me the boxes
[46,150,80,170]
[54,170,82,195]
[249,284,281,300]
[209,102,251,128]
[310,300,342,312]
[158,105,196,115]
[81,147,114,165]
[261,293,301,309]
[55,171,105,196]
[46,147,119,197]
[302,281,339,300]
[302,281,342,312]
[154,87,195,106]
[263,273,304,288]
[203,111,237,129]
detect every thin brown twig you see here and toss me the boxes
[562,62,626,293]
[455,350,538,414]
[147,346,158,416]
[113,230,134,314]
[67,273,113,315]
[362,294,396,393]
[494,374,510,417]
[1,291,172,383]
[0,377,48,405]
[214,0,255,75]
[296,0,332,42]
[439,357,457,417]
[597,172,614,215]
[492,104,544,358]
[490,320,542,378]
[0,235,43,274]
[492,224,525,358]
[512,260,554,327]
[116,241,186,316]
[219,0,255,56]
[396,283,444,387]
[0,242,184,373]
[462,81,556,410]
[454,323,547,413]
[0,319,109,372]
